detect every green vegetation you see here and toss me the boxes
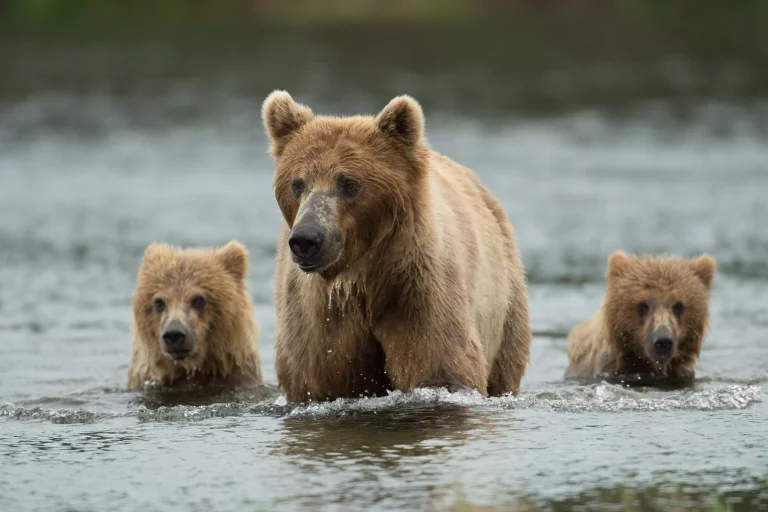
[2,0,768,31]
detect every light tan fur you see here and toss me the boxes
[566,251,716,379]
[264,91,531,402]
[128,241,262,389]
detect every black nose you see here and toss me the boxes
[162,329,187,349]
[288,227,325,259]
[654,338,674,351]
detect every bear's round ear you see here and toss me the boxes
[262,90,314,157]
[376,95,425,147]
[688,254,716,290]
[606,251,631,279]
[142,242,169,266]
[218,241,248,282]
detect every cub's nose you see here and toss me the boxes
[288,227,325,259]
[654,338,674,351]
[162,328,187,350]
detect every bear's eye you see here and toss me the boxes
[153,298,165,314]
[191,295,205,312]
[338,174,360,198]
[636,301,650,317]
[291,179,305,198]
[672,301,684,317]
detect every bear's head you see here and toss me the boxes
[133,241,250,371]
[603,251,716,370]
[262,91,429,279]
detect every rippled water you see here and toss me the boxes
[1,33,768,511]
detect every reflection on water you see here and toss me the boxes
[278,406,480,465]
[132,384,278,409]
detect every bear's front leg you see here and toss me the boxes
[374,312,488,396]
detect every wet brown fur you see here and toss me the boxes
[264,91,531,402]
[566,251,716,379]
[128,241,262,389]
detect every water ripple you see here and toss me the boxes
[503,383,764,412]
[2,384,761,424]
[0,404,127,424]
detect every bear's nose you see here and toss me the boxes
[653,337,674,351]
[162,328,187,349]
[288,227,325,259]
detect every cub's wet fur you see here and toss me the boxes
[128,241,262,389]
[566,251,715,380]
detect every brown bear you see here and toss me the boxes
[127,241,262,389]
[262,91,531,402]
[566,251,716,380]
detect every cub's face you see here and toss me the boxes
[149,283,208,361]
[262,91,427,278]
[604,252,716,367]
[133,241,248,367]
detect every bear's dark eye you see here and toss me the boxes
[291,179,305,198]
[636,301,650,317]
[338,174,360,198]
[191,295,205,312]
[672,301,684,317]
[153,298,165,314]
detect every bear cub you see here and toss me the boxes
[128,241,262,389]
[566,251,716,380]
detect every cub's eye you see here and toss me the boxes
[153,298,165,314]
[291,179,305,198]
[338,174,360,198]
[636,301,650,317]
[672,301,684,317]
[191,295,205,311]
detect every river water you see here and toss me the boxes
[0,31,767,511]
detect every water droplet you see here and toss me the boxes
[306,273,311,280]
[327,349,332,354]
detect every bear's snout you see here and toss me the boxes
[289,226,325,263]
[647,326,676,364]
[162,321,193,360]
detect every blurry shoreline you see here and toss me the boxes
[2,0,768,33]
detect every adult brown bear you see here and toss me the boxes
[263,91,530,402]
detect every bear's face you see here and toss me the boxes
[262,91,427,278]
[133,242,248,369]
[604,251,716,368]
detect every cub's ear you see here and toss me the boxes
[376,95,424,147]
[689,254,716,290]
[262,90,314,157]
[606,251,631,279]
[218,241,248,281]
[141,242,170,266]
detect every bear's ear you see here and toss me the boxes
[262,90,314,157]
[142,243,169,267]
[606,251,631,279]
[218,241,248,282]
[376,95,424,147]
[689,254,716,290]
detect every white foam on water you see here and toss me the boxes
[489,383,764,413]
[286,383,763,418]
[0,404,127,424]
[2,384,762,423]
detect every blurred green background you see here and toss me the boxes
[2,0,768,119]
[3,0,768,28]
